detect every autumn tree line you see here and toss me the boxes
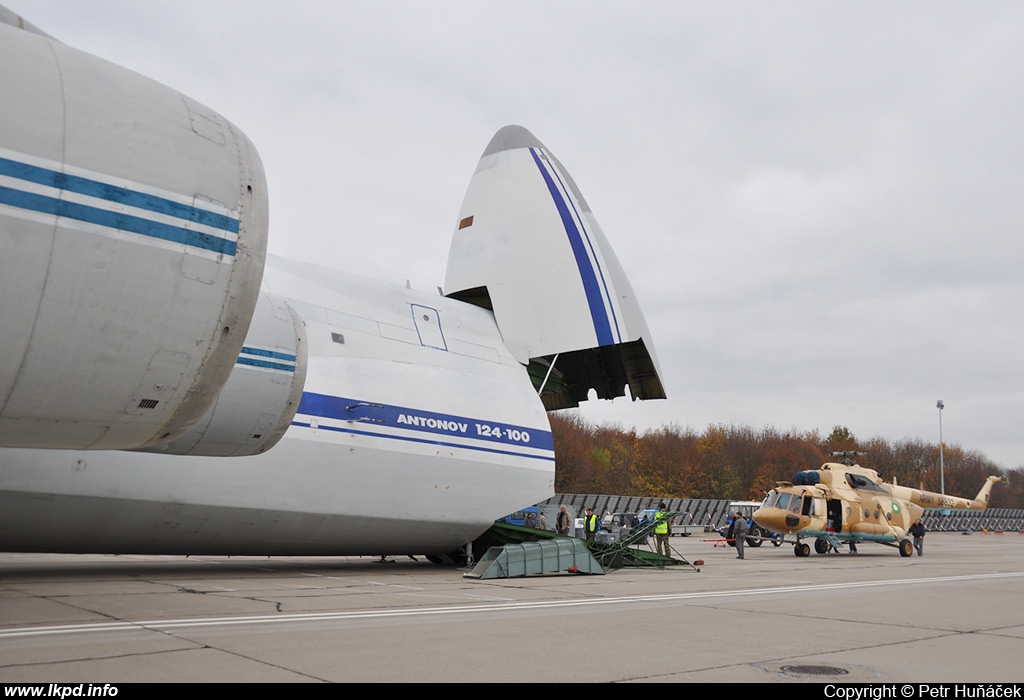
[550,412,1024,509]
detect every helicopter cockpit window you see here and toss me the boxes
[789,495,803,514]
[763,491,779,509]
[775,493,791,511]
[845,473,887,493]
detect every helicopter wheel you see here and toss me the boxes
[772,535,783,547]
[794,542,811,557]
[898,538,914,557]
[747,527,764,547]
[814,538,830,555]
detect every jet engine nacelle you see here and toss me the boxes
[140,293,307,457]
[0,15,268,450]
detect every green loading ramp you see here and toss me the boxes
[464,538,604,579]
[465,515,701,579]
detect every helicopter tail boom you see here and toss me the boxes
[898,475,1002,511]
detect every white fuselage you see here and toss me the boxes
[0,9,662,557]
[0,256,555,555]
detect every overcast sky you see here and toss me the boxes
[10,1,1023,471]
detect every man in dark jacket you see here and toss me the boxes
[908,519,926,556]
[732,512,748,559]
[556,505,572,535]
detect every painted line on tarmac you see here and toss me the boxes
[1,571,1021,639]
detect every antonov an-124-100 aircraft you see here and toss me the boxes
[0,5,665,561]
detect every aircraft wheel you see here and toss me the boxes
[899,538,914,557]
[795,542,811,557]
[772,535,783,547]
[814,538,830,554]
[747,527,763,547]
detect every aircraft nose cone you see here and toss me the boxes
[482,125,546,157]
[753,507,789,533]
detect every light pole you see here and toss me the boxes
[937,400,945,495]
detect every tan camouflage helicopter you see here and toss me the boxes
[752,452,1002,557]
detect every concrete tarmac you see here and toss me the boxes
[1,531,1023,683]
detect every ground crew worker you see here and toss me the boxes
[908,519,926,556]
[556,505,572,535]
[584,507,600,541]
[654,502,672,557]
[733,512,748,559]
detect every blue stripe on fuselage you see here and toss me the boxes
[235,346,296,373]
[236,357,296,372]
[295,392,554,456]
[0,186,237,256]
[0,157,239,256]
[291,420,555,462]
[528,148,615,346]
[538,152,622,345]
[240,346,297,362]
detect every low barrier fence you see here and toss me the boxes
[542,494,1024,533]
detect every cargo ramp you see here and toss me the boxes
[465,517,700,579]
[464,538,604,579]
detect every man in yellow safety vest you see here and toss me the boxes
[584,507,600,541]
[654,503,672,557]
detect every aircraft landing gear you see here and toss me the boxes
[814,538,831,555]
[898,538,914,557]
[747,526,766,547]
[794,542,811,557]
[426,549,469,566]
